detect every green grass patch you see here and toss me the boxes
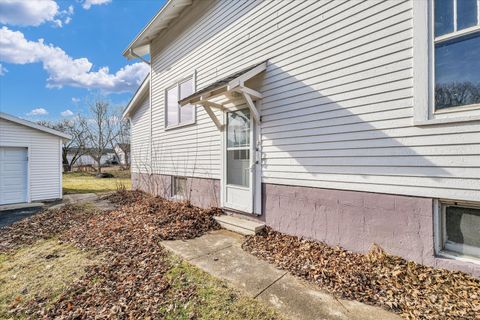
[162,256,282,320]
[63,172,131,194]
[0,239,100,318]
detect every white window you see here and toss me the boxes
[413,0,480,124]
[172,176,187,199]
[436,201,480,261]
[165,76,195,128]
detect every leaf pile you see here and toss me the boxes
[0,204,96,253]
[101,189,147,207]
[19,191,221,318]
[242,227,480,320]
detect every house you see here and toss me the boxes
[122,1,480,276]
[66,148,118,169]
[0,112,71,205]
[114,143,130,167]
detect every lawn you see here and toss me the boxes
[63,169,131,194]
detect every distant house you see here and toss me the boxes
[66,148,118,168]
[114,143,130,167]
[122,1,480,276]
[0,112,71,205]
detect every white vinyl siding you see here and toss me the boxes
[126,0,480,202]
[130,92,151,173]
[0,118,62,202]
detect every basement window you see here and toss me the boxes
[172,176,187,199]
[437,201,480,261]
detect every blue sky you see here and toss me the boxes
[0,0,164,120]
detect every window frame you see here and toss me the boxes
[164,72,196,129]
[434,199,480,264]
[413,0,480,125]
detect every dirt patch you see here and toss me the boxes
[0,239,100,318]
[242,227,480,320]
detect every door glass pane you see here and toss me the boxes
[227,109,250,148]
[435,0,454,37]
[435,33,480,109]
[446,206,480,249]
[180,78,194,123]
[457,0,478,31]
[167,87,178,126]
[226,109,250,187]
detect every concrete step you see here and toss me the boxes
[214,215,265,236]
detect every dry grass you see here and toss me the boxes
[0,239,100,318]
[63,171,131,194]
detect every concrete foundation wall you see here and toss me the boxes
[262,183,480,277]
[132,172,220,209]
[131,173,479,277]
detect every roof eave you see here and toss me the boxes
[0,112,72,140]
[122,0,193,59]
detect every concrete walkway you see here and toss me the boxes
[162,230,401,320]
[49,193,115,211]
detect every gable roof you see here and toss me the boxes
[0,112,72,139]
[123,0,193,59]
[122,74,150,119]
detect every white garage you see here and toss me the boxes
[0,112,71,205]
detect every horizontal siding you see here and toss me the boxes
[130,92,151,173]
[0,118,61,201]
[127,0,480,201]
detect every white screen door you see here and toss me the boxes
[223,108,254,213]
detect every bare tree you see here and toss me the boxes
[38,117,87,171]
[111,107,131,169]
[83,99,117,173]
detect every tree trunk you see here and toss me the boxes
[97,158,102,173]
[64,163,72,172]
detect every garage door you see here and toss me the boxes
[0,147,28,205]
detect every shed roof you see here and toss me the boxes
[179,61,267,106]
[0,112,72,139]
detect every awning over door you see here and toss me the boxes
[179,61,267,130]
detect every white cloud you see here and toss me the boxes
[0,27,150,93]
[27,107,48,116]
[82,0,112,10]
[0,0,58,26]
[72,97,80,103]
[0,64,7,76]
[0,0,73,27]
[61,109,74,117]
